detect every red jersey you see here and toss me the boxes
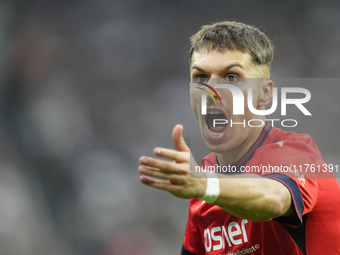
[182,123,340,255]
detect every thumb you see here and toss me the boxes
[172,124,190,152]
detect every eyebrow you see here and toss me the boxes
[191,63,245,73]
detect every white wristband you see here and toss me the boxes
[199,171,220,204]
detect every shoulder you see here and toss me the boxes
[253,127,320,165]
[266,126,317,148]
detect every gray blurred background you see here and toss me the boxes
[0,0,339,254]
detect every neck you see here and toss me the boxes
[216,122,266,166]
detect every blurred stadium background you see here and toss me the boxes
[0,0,339,254]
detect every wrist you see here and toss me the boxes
[198,171,220,204]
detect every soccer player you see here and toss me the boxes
[138,21,340,255]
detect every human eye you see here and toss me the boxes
[223,74,238,83]
[194,74,209,83]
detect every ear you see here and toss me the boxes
[258,79,274,107]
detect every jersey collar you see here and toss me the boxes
[216,121,272,173]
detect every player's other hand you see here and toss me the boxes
[139,124,206,199]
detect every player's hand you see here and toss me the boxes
[139,124,206,199]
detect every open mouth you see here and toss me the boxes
[205,109,228,136]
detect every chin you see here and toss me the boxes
[201,130,231,153]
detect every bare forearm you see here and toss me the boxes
[212,174,293,222]
[138,125,294,222]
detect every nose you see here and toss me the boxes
[205,93,221,106]
[200,80,222,106]
[206,78,222,102]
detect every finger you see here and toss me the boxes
[139,166,187,184]
[139,156,186,174]
[172,124,190,152]
[138,165,159,172]
[140,176,184,193]
[154,147,188,162]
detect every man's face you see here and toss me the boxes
[190,50,271,155]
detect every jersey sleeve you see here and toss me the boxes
[253,140,320,227]
[263,173,307,226]
[182,199,205,255]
